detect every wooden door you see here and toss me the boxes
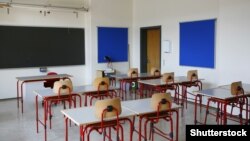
[147,29,160,73]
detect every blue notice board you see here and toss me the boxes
[98,27,128,63]
[180,19,216,68]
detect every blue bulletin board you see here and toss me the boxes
[98,27,128,63]
[180,19,216,68]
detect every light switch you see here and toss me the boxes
[162,40,171,53]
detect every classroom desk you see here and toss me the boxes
[193,84,250,125]
[34,86,83,141]
[111,73,160,80]
[16,74,72,113]
[111,73,161,100]
[122,98,181,141]
[137,76,193,86]
[61,106,135,141]
[138,76,203,104]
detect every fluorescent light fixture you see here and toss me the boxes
[1,2,88,12]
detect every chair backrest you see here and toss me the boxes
[151,93,172,111]
[187,70,198,81]
[161,72,174,83]
[127,68,138,78]
[150,67,161,76]
[53,79,73,95]
[94,98,122,119]
[231,81,244,95]
[93,77,110,90]
[128,68,138,78]
[47,72,57,75]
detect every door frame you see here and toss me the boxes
[140,26,161,73]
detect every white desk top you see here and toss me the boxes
[34,85,119,98]
[194,87,250,100]
[219,83,250,94]
[138,78,166,86]
[111,73,157,80]
[138,76,202,86]
[16,74,72,81]
[61,106,136,126]
[122,98,181,115]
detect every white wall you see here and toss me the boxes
[217,0,250,85]
[0,7,90,99]
[90,0,132,79]
[132,0,250,89]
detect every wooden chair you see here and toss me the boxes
[36,79,81,141]
[85,77,113,106]
[82,98,124,141]
[143,93,174,141]
[231,81,244,95]
[153,72,179,102]
[150,67,161,77]
[229,81,246,123]
[48,79,79,128]
[124,68,139,99]
[127,68,138,78]
[180,70,202,108]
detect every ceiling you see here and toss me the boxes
[0,0,88,10]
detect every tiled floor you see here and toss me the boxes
[0,92,239,141]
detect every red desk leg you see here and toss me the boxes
[139,117,142,141]
[44,100,48,141]
[223,102,227,125]
[194,94,202,125]
[174,109,179,141]
[128,118,133,141]
[245,97,249,125]
[17,81,19,109]
[65,117,68,141]
[21,81,25,113]
[36,95,39,133]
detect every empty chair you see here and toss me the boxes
[48,79,76,128]
[123,68,139,99]
[162,72,175,84]
[231,81,244,95]
[53,79,73,96]
[85,77,113,106]
[150,67,161,77]
[180,70,202,108]
[82,98,124,141]
[143,93,174,141]
[156,72,175,93]
[229,81,246,122]
[153,72,179,102]
[127,68,138,78]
